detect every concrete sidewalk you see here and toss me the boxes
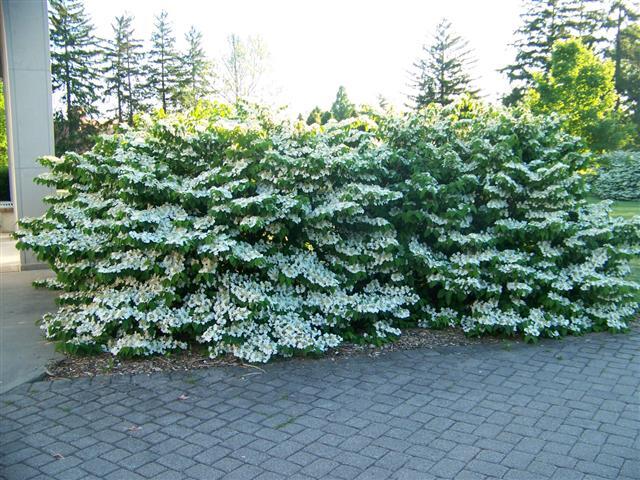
[0,234,20,273]
[0,270,60,394]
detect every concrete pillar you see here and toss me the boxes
[0,0,54,269]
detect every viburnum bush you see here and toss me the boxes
[591,151,640,201]
[16,105,415,361]
[381,104,640,341]
[15,102,640,360]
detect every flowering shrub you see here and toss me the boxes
[16,107,416,361]
[591,151,640,201]
[381,105,639,341]
[15,103,640,360]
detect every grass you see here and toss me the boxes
[607,198,640,287]
[608,199,640,221]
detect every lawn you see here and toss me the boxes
[608,198,640,290]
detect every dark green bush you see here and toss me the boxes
[592,151,640,201]
[0,164,10,201]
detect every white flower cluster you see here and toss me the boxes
[15,105,639,359]
[16,109,416,361]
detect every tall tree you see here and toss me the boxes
[178,26,214,108]
[49,0,102,120]
[525,38,621,150]
[103,14,144,124]
[330,86,356,121]
[613,23,640,128]
[146,10,181,112]
[606,1,639,110]
[409,19,477,109]
[503,0,578,103]
[565,0,607,48]
[220,34,269,104]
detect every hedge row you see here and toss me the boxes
[15,103,640,361]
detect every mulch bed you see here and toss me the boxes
[44,328,509,380]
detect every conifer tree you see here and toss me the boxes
[49,0,102,120]
[104,14,144,124]
[503,0,611,104]
[565,0,607,48]
[330,86,356,121]
[146,10,181,112]
[178,26,214,108]
[606,0,639,110]
[409,19,477,109]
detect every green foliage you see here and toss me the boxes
[525,39,621,151]
[49,0,101,119]
[103,14,145,124]
[305,87,357,125]
[503,0,606,104]
[0,164,9,202]
[178,26,214,108]
[53,111,103,156]
[409,19,477,109]
[146,10,182,112]
[380,102,639,340]
[592,151,640,200]
[16,102,640,360]
[330,86,356,121]
[612,22,640,130]
[306,106,323,125]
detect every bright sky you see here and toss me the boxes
[84,0,522,116]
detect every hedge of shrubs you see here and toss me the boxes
[591,151,640,201]
[15,103,640,361]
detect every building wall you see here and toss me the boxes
[0,0,54,267]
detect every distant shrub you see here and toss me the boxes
[592,151,640,201]
[0,164,9,201]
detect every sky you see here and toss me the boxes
[84,0,523,116]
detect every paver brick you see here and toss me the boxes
[1,329,638,479]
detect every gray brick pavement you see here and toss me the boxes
[1,329,639,479]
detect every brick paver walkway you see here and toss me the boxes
[1,329,638,480]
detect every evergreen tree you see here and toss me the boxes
[606,1,639,111]
[565,0,607,48]
[103,14,144,124]
[503,0,610,104]
[409,19,477,109]
[330,86,356,121]
[178,26,214,108]
[614,23,640,129]
[503,1,574,103]
[306,106,323,125]
[146,10,181,112]
[49,0,101,120]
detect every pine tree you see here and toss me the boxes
[177,26,214,108]
[565,0,607,48]
[409,19,477,109]
[606,1,639,110]
[103,14,144,124]
[49,0,102,121]
[503,0,610,104]
[146,10,181,112]
[330,86,356,121]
